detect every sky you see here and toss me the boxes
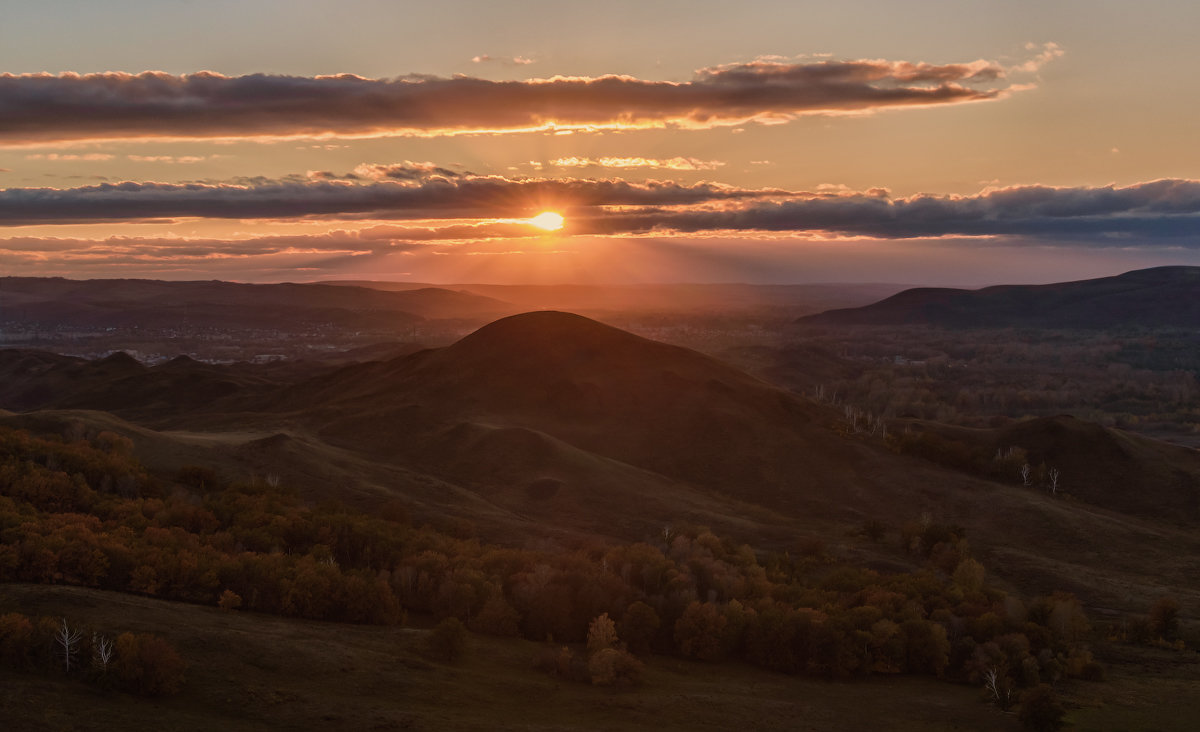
[2,0,1200,286]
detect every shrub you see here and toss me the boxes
[112,632,186,696]
[218,589,243,611]
[425,618,466,663]
[588,647,643,686]
[1149,596,1181,640]
[1017,684,1065,731]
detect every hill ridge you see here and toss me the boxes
[798,265,1200,328]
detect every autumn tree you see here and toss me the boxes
[674,601,727,661]
[425,617,467,663]
[588,647,643,686]
[587,613,619,655]
[618,601,660,655]
[1017,684,1065,731]
[112,632,186,696]
[470,592,521,637]
[1148,595,1180,641]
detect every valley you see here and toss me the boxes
[1,270,1199,730]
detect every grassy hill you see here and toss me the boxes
[798,266,1200,329]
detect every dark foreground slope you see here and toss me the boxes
[1,584,1031,732]
[799,266,1200,328]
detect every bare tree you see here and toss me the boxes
[983,666,1013,709]
[92,632,114,671]
[1048,467,1061,496]
[55,619,83,672]
[1020,463,1032,486]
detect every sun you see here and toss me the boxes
[527,211,564,231]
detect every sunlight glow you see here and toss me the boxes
[528,211,565,231]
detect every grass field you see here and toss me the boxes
[1,584,1026,732]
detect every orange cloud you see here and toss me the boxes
[472,55,535,66]
[126,155,207,164]
[551,156,724,171]
[0,174,783,225]
[0,53,1045,144]
[25,152,115,161]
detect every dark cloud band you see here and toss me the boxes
[0,175,779,225]
[5,176,1199,245]
[576,180,1200,244]
[1,56,1022,144]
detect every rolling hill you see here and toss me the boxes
[0,276,517,329]
[3,309,1200,616]
[798,266,1200,328]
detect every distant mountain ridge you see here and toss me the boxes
[0,276,515,327]
[797,266,1200,328]
[323,280,908,315]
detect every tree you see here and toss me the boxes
[92,632,114,671]
[619,601,660,655]
[587,613,619,655]
[1048,468,1060,496]
[0,613,37,669]
[218,589,243,611]
[113,632,186,696]
[55,618,83,672]
[587,647,643,686]
[1148,595,1181,640]
[470,593,521,637]
[1017,684,1065,731]
[952,558,986,594]
[425,618,466,663]
[674,601,727,661]
[982,666,1015,710]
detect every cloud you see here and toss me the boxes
[550,156,724,171]
[472,55,535,66]
[574,179,1200,245]
[1015,42,1065,73]
[126,155,207,164]
[25,153,115,161]
[0,52,1045,144]
[6,179,1200,250]
[0,173,781,225]
[5,172,1199,245]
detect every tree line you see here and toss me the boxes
[0,423,1126,710]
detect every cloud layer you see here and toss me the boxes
[5,175,1198,246]
[0,174,780,225]
[0,53,1038,144]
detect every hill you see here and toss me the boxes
[0,277,516,329]
[893,415,1200,521]
[274,311,894,519]
[797,266,1200,328]
[4,311,1200,616]
[322,281,908,316]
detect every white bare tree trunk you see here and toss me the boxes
[93,632,114,671]
[55,619,83,672]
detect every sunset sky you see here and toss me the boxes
[3,0,1199,285]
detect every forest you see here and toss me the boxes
[3,421,1185,730]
